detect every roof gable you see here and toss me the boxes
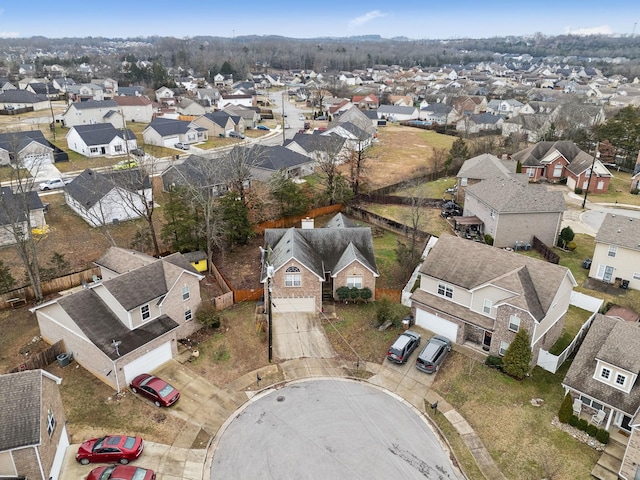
[464,176,566,213]
[0,370,42,451]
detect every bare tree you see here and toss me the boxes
[223,145,266,206]
[310,134,348,205]
[345,138,373,198]
[430,147,448,175]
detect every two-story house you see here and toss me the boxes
[61,100,124,128]
[410,235,576,364]
[32,248,204,391]
[588,213,640,291]
[454,153,518,203]
[0,370,68,480]
[261,214,378,314]
[462,175,566,248]
[562,314,640,480]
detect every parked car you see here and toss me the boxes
[387,331,421,364]
[39,178,70,191]
[316,115,327,121]
[256,125,270,131]
[445,185,458,194]
[76,435,143,465]
[298,114,305,120]
[284,123,291,129]
[229,131,245,139]
[416,335,452,374]
[582,258,592,269]
[174,142,190,150]
[114,159,138,170]
[130,148,145,157]
[86,465,155,480]
[130,374,180,407]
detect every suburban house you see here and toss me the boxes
[219,93,254,109]
[456,113,504,134]
[249,145,316,182]
[67,83,105,102]
[335,105,378,136]
[352,94,379,109]
[588,213,640,291]
[454,153,518,203]
[501,114,551,142]
[113,95,154,123]
[192,111,245,138]
[323,121,373,151]
[462,175,566,248]
[61,100,124,128]
[0,89,50,111]
[223,105,261,129]
[410,235,576,364]
[177,97,207,116]
[511,141,612,193]
[419,103,454,125]
[155,86,176,105]
[562,314,640,480]
[33,247,204,391]
[65,169,152,227]
[261,213,378,313]
[142,117,208,148]
[285,132,347,162]
[161,154,246,197]
[0,129,58,167]
[377,105,419,121]
[65,124,137,158]
[0,187,46,246]
[0,370,68,480]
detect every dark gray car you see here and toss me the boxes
[386,331,421,364]
[416,335,452,373]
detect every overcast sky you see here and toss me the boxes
[0,1,638,40]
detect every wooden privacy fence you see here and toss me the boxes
[234,288,263,303]
[255,204,343,233]
[348,206,430,241]
[0,267,101,309]
[376,288,402,302]
[367,170,449,196]
[356,194,442,207]
[9,340,65,373]
[532,236,560,264]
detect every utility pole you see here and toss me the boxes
[46,79,56,141]
[266,265,274,363]
[282,91,286,144]
[582,142,600,209]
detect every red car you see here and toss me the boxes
[86,465,155,480]
[76,435,143,465]
[130,373,180,407]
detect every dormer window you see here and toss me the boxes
[616,373,627,387]
[600,367,611,380]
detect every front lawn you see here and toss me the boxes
[548,304,592,355]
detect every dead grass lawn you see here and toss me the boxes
[359,203,453,238]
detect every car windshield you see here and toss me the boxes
[158,384,175,398]
[93,436,107,450]
[99,466,115,480]
[123,436,137,449]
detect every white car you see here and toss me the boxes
[39,178,70,191]
[174,142,190,150]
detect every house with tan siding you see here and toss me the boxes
[32,248,203,391]
[410,235,576,365]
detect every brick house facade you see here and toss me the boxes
[410,235,576,365]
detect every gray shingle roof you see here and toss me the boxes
[57,288,178,360]
[595,213,640,252]
[323,213,356,229]
[456,153,514,180]
[286,133,345,155]
[70,99,118,111]
[563,314,640,415]
[253,145,313,171]
[95,247,157,273]
[0,89,48,103]
[263,216,378,281]
[377,105,417,115]
[65,168,149,209]
[417,235,571,319]
[146,117,196,136]
[465,175,566,214]
[511,140,582,167]
[0,129,54,154]
[70,124,135,146]
[0,370,42,451]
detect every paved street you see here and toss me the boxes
[209,378,463,480]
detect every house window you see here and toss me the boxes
[115,145,122,152]
[601,367,611,380]
[608,245,617,257]
[509,315,521,332]
[616,374,626,386]
[527,168,535,178]
[579,395,603,412]
[185,309,192,321]
[141,304,150,321]
[285,266,301,287]
[461,178,468,186]
[489,209,496,219]
[47,408,56,437]
[182,285,190,301]
[499,341,510,356]
[90,147,98,154]
[483,299,492,315]
[437,283,453,298]
[634,273,640,280]
[347,276,363,289]
[553,164,563,178]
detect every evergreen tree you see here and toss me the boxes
[558,226,575,248]
[445,138,468,173]
[558,392,574,424]
[0,259,15,294]
[502,327,532,380]
[219,193,254,249]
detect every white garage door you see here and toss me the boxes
[272,297,315,313]
[162,136,179,147]
[23,153,51,169]
[415,309,458,343]
[49,425,69,480]
[123,341,173,383]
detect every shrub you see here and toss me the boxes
[566,241,577,251]
[586,424,598,437]
[577,419,588,431]
[348,287,360,301]
[568,415,579,427]
[485,355,503,368]
[360,287,372,301]
[558,393,574,424]
[376,297,392,327]
[196,304,221,329]
[502,328,532,379]
[484,234,494,245]
[596,429,610,444]
[631,188,639,195]
[574,187,583,195]
[336,286,350,302]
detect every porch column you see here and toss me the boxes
[605,409,613,431]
